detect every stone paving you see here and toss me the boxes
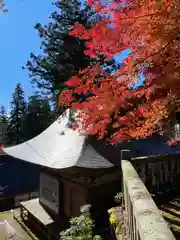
[0,209,33,240]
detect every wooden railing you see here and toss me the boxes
[122,159,175,240]
[131,153,180,195]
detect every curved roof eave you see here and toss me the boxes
[3,109,113,169]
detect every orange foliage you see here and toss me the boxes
[60,0,180,144]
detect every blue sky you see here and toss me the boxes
[0,0,55,112]
[0,0,133,113]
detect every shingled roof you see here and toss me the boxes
[2,109,113,169]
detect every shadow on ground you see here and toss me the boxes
[156,193,180,239]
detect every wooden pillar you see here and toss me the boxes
[20,205,23,220]
[47,227,53,240]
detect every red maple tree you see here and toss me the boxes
[60,0,180,144]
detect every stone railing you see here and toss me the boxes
[122,159,175,240]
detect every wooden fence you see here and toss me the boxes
[131,152,180,196]
[0,191,39,211]
[122,159,175,240]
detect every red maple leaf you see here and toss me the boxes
[60,0,180,144]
